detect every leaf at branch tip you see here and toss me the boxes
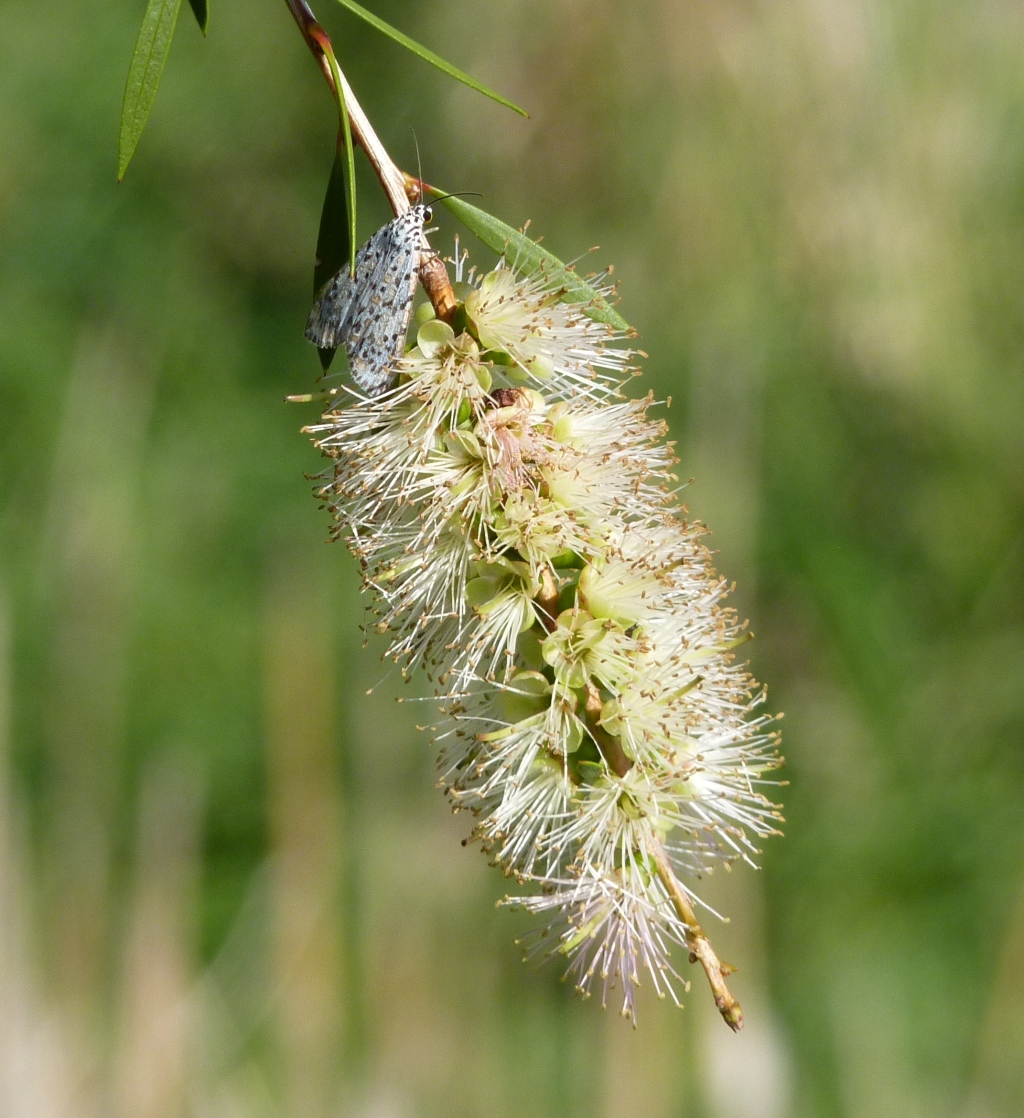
[312,140,353,371]
[334,0,528,118]
[118,0,184,181]
[187,0,208,35]
[436,194,632,332]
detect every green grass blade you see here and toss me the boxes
[118,0,184,181]
[334,0,528,118]
[187,0,208,35]
[436,194,631,331]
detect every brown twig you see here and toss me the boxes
[648,840,744,1031]
[583,683,632,778]
[282,0,335,93]
[282,0,457,318]
[417,245,459,322]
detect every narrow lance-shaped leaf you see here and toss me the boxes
[312,136,353,371]
[118,0,184,181]
[436,194,631,332]
[334,0,528,118]
[187,0,208,35]
[320,54,358,279]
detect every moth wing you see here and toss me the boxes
[304,232,379,348]
[344,220,421,395]
[305,270,354,348]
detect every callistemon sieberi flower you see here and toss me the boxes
[306,252,782,1027]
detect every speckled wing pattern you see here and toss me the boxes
[305,205,429,395]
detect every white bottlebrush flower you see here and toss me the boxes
[306,247,782,1027]
[463,265,634,398]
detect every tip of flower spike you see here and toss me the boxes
[720,999,744,1031]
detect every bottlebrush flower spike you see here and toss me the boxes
[305,255,783,1027]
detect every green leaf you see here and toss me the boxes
[318,48,357,280]
[333,0,528,118]
[436,194,631,332]
[334,81,358,280]
[118,0,184,181]
[187,0,208,35]
[314,142,352,296]
[312,137,354,372]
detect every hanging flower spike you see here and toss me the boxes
[306,252,783,1028]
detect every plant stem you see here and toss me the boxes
[648,839,744,1031]
[577,678,741,1026]
[534,569,559,631]
[578,683,742,1027]
[282,0,457,318]
[583,683,632,778]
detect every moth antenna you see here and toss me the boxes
[430,190,483,204]
[412,132,424,204]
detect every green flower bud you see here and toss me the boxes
[414,299,437,326]
[417,318,456,358]
[501,671,552,725]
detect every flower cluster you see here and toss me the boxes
[306,254,782,1023]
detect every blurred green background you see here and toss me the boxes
[1,1,1023,1115]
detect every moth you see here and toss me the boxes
[305,204,434,396]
